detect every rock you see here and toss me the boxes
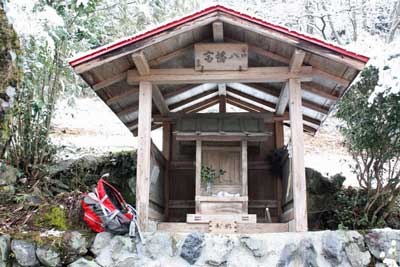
[365,229,400,263]
[343,231,371,267]
[278,239,317,267]
[90,232,113,257]
[0,163,18,186]
[36,247,61,267]
[203,236,234,266]
[62,232,88,264]
[0,235,10,263]
[322,231,346,265]
[134,259,161,267]
[113,257,136,267]
[345,242,371,267]
[180,233,204,265]
[240,236,265,257]
[145,232,173,259]
[11,240,39,267]
[95,235,135,267]
[67,258,100,267]
[110,236,135,263]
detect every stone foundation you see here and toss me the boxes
[1,229,399,266]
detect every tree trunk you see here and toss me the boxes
[387,0,400,43]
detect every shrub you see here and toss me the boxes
[336,66,400,227]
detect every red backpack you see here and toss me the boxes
[81,176,140,237]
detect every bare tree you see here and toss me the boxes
[387,0,400,43]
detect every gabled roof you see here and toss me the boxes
[69,5,369,135]
[69,5,368,67]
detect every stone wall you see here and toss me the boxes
[1,229,399,266]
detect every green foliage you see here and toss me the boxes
[201,165,226,185]
[335,65,400,228]
[35,206,69,231]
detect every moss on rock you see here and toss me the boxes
[34,206,70,231]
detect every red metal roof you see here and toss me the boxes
[69,5,369,67]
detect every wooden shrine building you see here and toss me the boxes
[69,6,368,233]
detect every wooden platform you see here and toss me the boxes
[157,222,289,233]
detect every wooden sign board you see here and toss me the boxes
[195,43,248,71]
[209,221,238,234]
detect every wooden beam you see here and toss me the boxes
[241,140,248,197]
[152,85,170,115]
[132,52,151,75]
[213,22,224,42]
[93,72,127,91]
[132,52,169,115]
[248,44,352,87]
[106,87,138,105]
[218,83,226,113]
[288,78,308,232]
[276,49,306,115]
[153,112,277,123]
[127,66,313,85]
[136,81,153,231]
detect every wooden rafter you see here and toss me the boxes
[148,45,193,66]
[169,89,218,110]
[226,95,265,112]
[276,49,306,115]
[302,82,339,101]
[226,87,276,109]
[106,87,138,105]
[180,96,220,113]
[127,66,313,85]
[132,52,170,115]
[93,72,127,91]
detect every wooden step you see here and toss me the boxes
[187,213,256,223]
[157,222,289,233]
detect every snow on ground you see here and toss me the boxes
[303,117,357,186]
[51,97,357,185]
[52,97,135,160]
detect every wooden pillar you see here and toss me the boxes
[195,140,202,212]
[136,81,152,231]
[275,121,284,220]
[288,78,308,232]
[241,140,248,196]
[163,122,171,221]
